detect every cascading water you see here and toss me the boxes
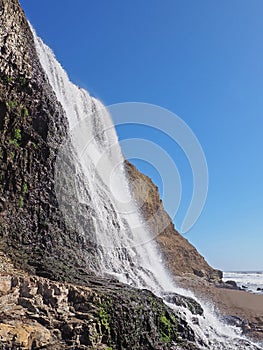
[31,26,262,350]
[31,27,174,294]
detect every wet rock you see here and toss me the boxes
[0,255,199,349]
[223,315,263,342]
[223,315,243,328]
[162,292,204,316]
[0,0,99,284]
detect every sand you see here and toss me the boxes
[174,275,263,344]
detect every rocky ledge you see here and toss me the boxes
[0,252,201,350]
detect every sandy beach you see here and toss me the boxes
[175,275,263,344]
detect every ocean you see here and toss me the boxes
[223,271,263,293]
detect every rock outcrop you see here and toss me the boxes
[125,161,222,282]
[0,251,200,350]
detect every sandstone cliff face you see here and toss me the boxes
[125,162,222,282]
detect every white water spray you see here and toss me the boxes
[31,27,262,350]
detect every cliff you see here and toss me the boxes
[0,1,205,349]
[0,0,223,349]
[0,0,221,284]
[0,0,99,283]
[125,162,222,282]
[0,0,221,287]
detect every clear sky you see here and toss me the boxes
[19,0,263,271]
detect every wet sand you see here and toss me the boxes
[175,275,263,344]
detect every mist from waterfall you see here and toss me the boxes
[31,26,262,350]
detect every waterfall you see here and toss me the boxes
[31,27,262,350]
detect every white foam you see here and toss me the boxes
[223,271,263,293]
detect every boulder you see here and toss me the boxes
[225,280,238,288]
[162,292,203,316]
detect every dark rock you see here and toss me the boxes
[193,269,205,278]
[225,280,238,288]
[162,292,204,316]
[216,280,241,290]
[223,315,263,343]
[0,0,99,284]
[223,315,243,328]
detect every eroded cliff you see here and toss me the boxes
[125,161,222,282]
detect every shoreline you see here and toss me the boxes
[174,275,263,345]
[223,271,263,294]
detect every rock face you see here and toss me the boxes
[125,162,222,282]
[0,0,99,283]
[0,251,200,350]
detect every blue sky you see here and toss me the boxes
[20,0,263,271]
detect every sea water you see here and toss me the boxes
[223,271,263,293]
